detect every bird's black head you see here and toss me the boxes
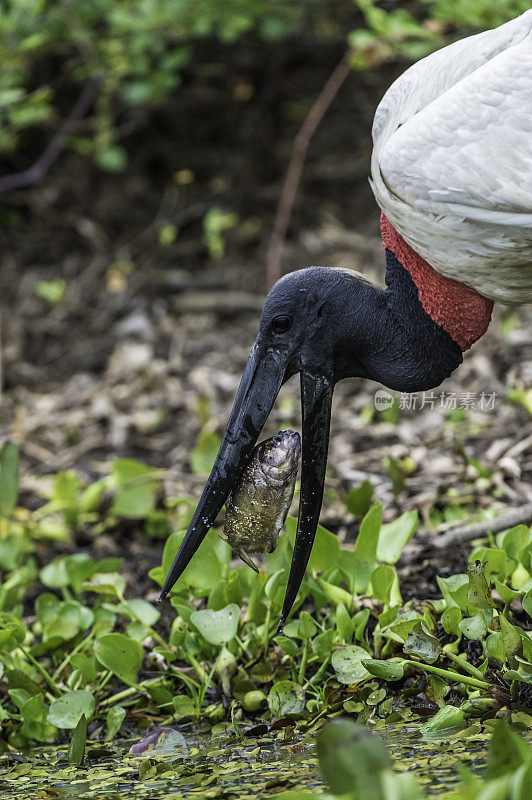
[159,266,374,629]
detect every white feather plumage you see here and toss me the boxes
[370,10,532,304]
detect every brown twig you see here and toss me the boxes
[430,503,532,550]
[0,77,101,194]
[265,51,352,289]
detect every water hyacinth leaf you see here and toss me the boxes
[0,441,19,518]
[500,525,530,561]
[441,606,462,637]
[499,615,521,659]
[354,503,382,563]
[336,603,355,642]
[467,561,494,609]
[0,613,26,652]
[403,621,441,664]
[317,720,391,800]
[354,608,370,643]
[106,706,126,740]
[376,510,418,564]
[94,633,143,686]
[274,635,298,658]
[125,598,160,627]
[68,714,87,766]
[312,628,334,661]
[110,459,160,519]
[297,611,317,639]
[268,681,306,717]
[285,517,340,572]
[190,604,239,645]
[190,429,221,475]
[332,645,371,684]
[370,565,396,604]
[523,590,532,619]
[48,691,95,729]
[130,726,188,757]
[344,480,373,519]
[459,613,488,641]
[470,546,509,582]
[494,579,523,606]
[363,659,404,681]
[437,574,469,611]
[486,720,531,779]
[173,695,196,719]
[21,694,56,742]
[420,705,465,736]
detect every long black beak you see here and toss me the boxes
[159,343,285,600]
[277,371,333,631]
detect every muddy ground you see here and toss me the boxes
[1,36,531,599]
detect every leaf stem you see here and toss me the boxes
[402,659,489,690]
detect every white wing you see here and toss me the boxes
[371,11,532,304]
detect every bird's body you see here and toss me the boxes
[160,12,532,629]
[371,9,532,306]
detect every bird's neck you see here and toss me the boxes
[380,214,493,350]
[335,217,492,392]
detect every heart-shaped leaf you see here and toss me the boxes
[268,680,306,717]
[332,645,371,684]
[48,691,95,729]
[190,604,239,645]
[94,633,143,686]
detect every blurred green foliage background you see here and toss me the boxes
[1,0,529,172]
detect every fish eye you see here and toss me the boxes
[272,315,292,334]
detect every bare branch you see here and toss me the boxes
[0,77,101,194]
[430,502,532,549]
[265,51,352,289]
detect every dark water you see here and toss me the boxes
[0,723,527,800]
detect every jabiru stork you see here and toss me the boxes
[161,11,532,629]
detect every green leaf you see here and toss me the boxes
[467,561,494,609]
[0,442,19,517]
[376,510,418,563]
[370,565,396,604]
[190,429,221,475]
[110,459,160,519]
[173,695,196,719]
[190,604,239,645]
[494,579,523,605]
[274,635,298,658]
[403,621,441,664]
[68,714,87,766]
[441,606,462,637]
[0,613,26,652]
[499,615,521,659]
[486,720,531,779]
[267,680,306,717]
[420,705,465,736]
[459,613,488,641]
[94,633,143,686]
[48,691,95,729]
[501,525,530,561]
[354,503,382,563]
[106,706,126,740]
[312,628,334,661]
[297,611,317,640]
[362,659,404,681]
[35,278,66,304]
[317,720,391,800]
[437,574,469,612]
[335,603,355,642]
[344,480,374,519]
[331,645,371,684]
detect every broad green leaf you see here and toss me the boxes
[331,645,371,684]
[467,561,494,609]
[0,442,19,518]
[494,579,523,605]
[486,720,531,779]
[344,480,374,519]
[403,621,441,663]
[312,628,334,661]
[68,714,87,766]
[190,429,221,475]
[274,635,298,658]
[363,659,404,681]
[459,613,488,641]
[126,599,160,627]
[499,615,521,659]
[21,694,56,742]
[437,574,469,611]
[297,611,317,640]
[441,606,462,637]
[190,604,239,645]
[376,510,418,563]
[94,633,143,686]
[110,459,159,519]
[173,695,196,719]
[354,503,382,563]
[501,525,530,561]
[336,603,355,642]
[0,613,26,652]
[48,691,95,729]
[267,680,306,717]
[286,517,339,572]
[420,705,465,736]
[370,564,396,604]
[317,720,391,800]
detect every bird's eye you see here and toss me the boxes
[272,315,292,334]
